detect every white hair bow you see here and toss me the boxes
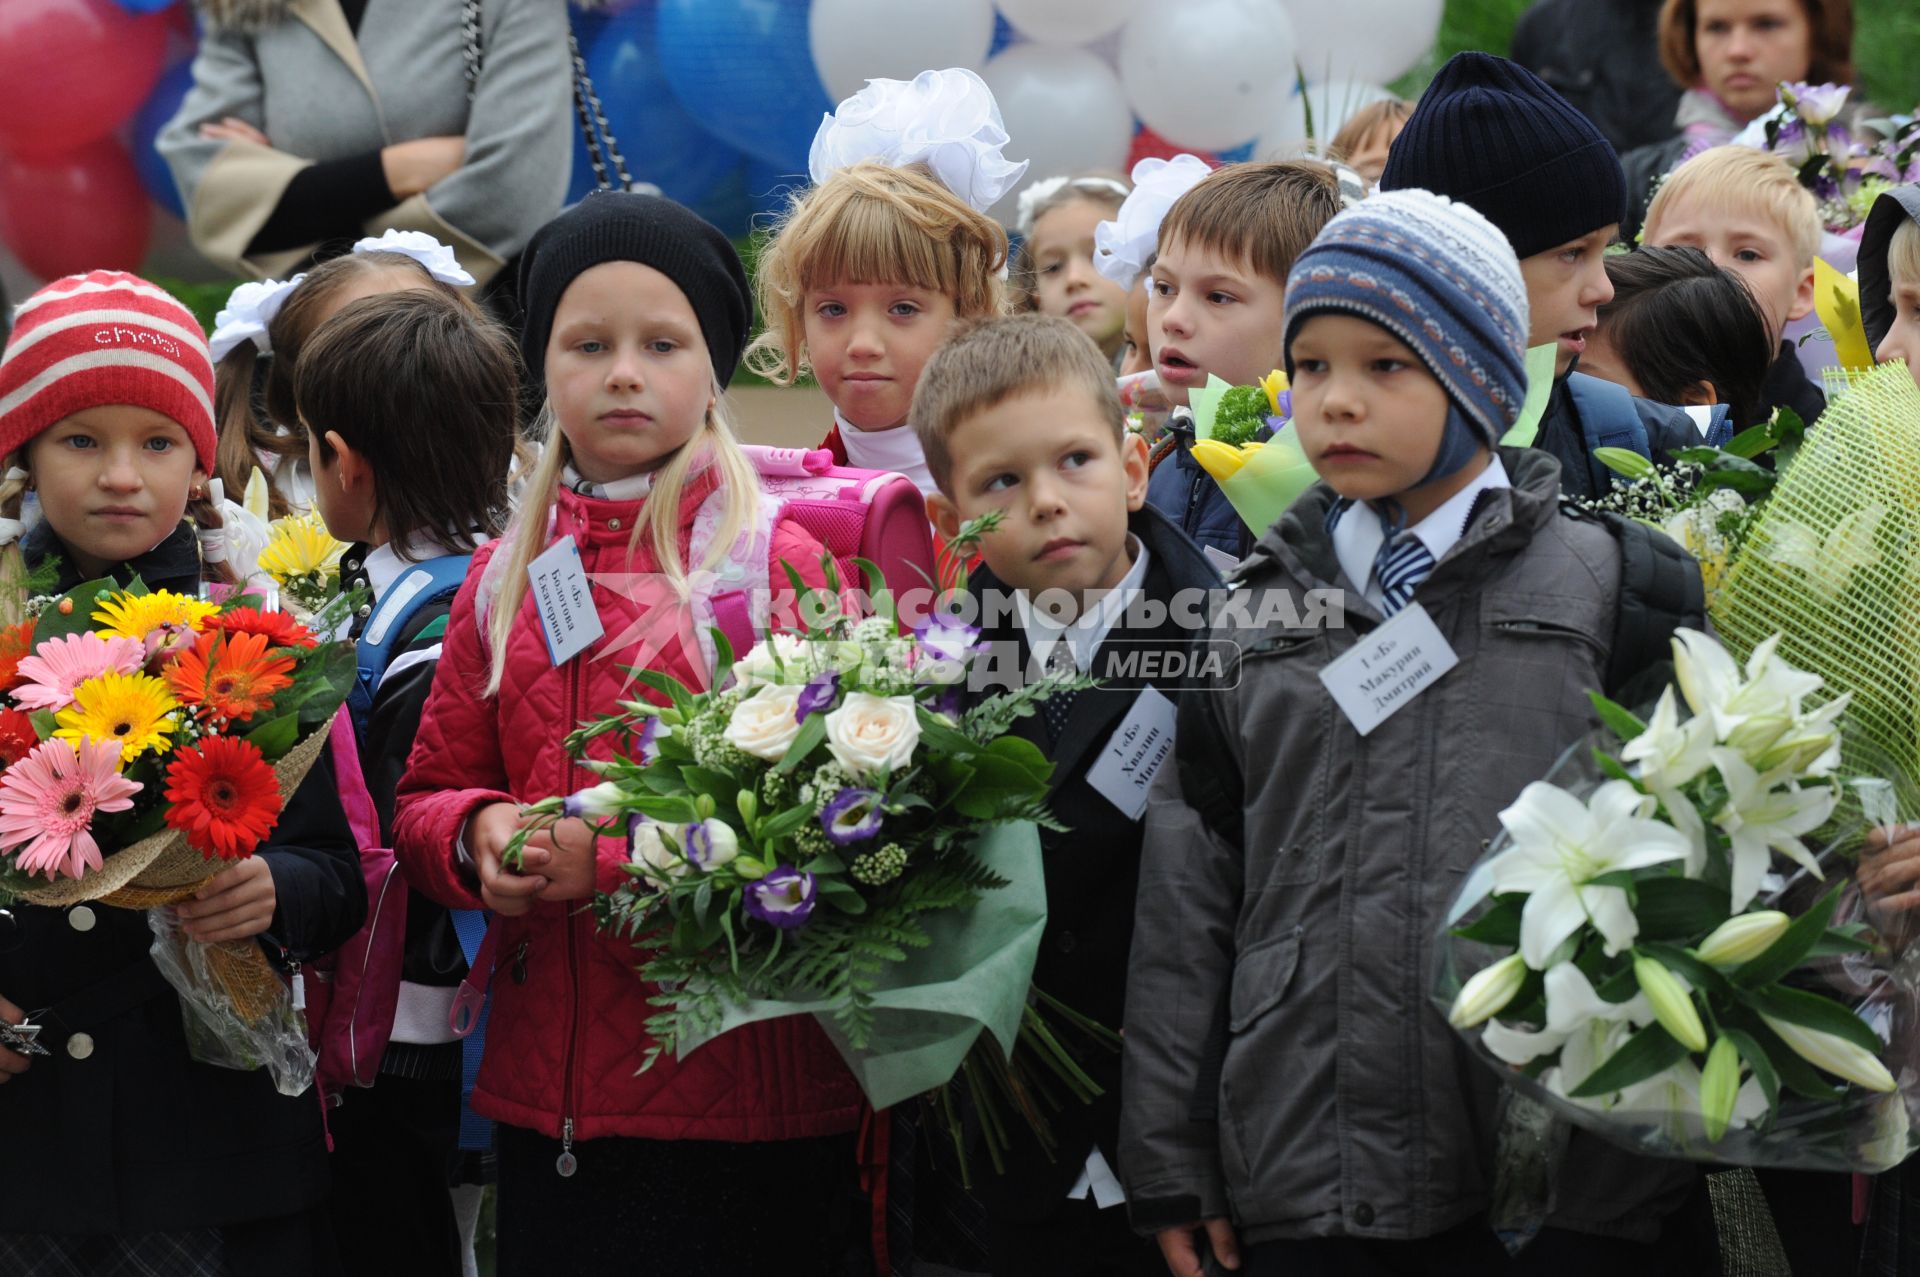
[209,274,307,362]
[1092,153,1214,291]
[352,228,477,286]
[808,67,1029,214]
[1014,174,1131,239]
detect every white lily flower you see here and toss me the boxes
[1711,747,1837,912]
[1762,1014,1897,1092]
[1480,962,1650,1066]
[1449,954,1528,1028]
[1672,630,1824,753]
[1487,781,1694,968]
[1693,911,1791,967]
[1621,686,1716,793]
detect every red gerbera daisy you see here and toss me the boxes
[207,607,317,650]
[163,736,283,861]
[0,707,37,766]
[0,620,36,691]
[165,630,297,723]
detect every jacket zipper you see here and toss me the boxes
[555,619,586,1177]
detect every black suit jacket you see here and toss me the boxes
[966,507,1222,1219]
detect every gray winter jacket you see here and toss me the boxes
[1119,447,1695,1247]
[159,0,573,285]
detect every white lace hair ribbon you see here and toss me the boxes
[352,228,477,286]
[1092,153,1214,290]
[210,274,306,362]
[808,67,1029,214]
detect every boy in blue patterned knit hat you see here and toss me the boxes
[1119,190,1710,1277]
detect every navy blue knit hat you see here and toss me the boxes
[1378,52,1626,260]
[1284,189,1529,480]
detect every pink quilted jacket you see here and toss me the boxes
[393,470,864,1142]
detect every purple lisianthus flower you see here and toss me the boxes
[681,818,740,871]
[1786,81,1851,126]
[820,787,885,845]
[926,684,963,721]
[914,617,979,686]
[744,866,817,929]
[635,714,663,765]
[795,670,840,722]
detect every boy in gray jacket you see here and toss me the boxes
[1119,190,1704,1277]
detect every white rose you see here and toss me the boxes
[630,819,684,883]
[823,692,921,778]
[681,819,739,872]
[724,684,805,761]
[734,633,809,688]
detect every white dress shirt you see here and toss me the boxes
[1330,458,1510,611]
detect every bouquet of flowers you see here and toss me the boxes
[257,511,348,615]
[1586,406,1807,608]
[512,543,1117,1177]
[1436,627,1916,1173]
[1743,82,1920,235]
[1184,371,1321,541]
[0,576,355,1093]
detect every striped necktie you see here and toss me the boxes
[1375,533,1436,616]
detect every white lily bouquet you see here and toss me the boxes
[1436,627,1919,1172]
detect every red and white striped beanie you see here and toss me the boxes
[0,271,216,469]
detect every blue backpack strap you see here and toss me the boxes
[1566,372,1652,456]
[449,908,494,1153]
[349,554,474,737]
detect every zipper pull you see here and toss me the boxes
[511,940,530,985]
[290,960,305,1014]
[556,1117,577,1177]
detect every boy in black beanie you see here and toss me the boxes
[1380,51,1701,502]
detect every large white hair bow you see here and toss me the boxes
[1092,153,1214,290]
[352,228,476,286]
[808,67,1029,214]
[209,274,306,362]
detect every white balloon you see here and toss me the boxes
[996,0,1141,45]
[808,0,997,102]
[1118,0,1297,152]
[1283,0,1443,86]
[981,43,1134,226]
[1252,77,1396,158]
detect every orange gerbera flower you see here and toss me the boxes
[0,707,37,766]
[164,736,282,861]
[207,607,317,650]
[165,631,296,724]
[0,620,35,691]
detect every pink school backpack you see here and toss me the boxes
[732,445,936,629]
[303,712,407,1105]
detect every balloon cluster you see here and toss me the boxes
[602,0,1440,230]
[1,0,1443,283]
[0,0,187,280]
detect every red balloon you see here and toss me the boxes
[0,0,169,157]
[1126,126,1221,172]
[0,139,153,279]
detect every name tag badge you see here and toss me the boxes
[1317,602,1458,736]
[528,536,605,667]
[1086,686,1178,820]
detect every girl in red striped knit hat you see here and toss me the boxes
[0,269,366,1277]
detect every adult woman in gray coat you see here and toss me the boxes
[159,0,574,291]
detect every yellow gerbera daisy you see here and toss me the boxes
[92,590,218,640]
[54,672,179,765]
[259,512,346,584]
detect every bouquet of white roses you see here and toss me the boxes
[1436,628,1918,1172]
[511,545,1119,1177]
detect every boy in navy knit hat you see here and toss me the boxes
[1380,52,1701,502]
[1120,190,1706,1277]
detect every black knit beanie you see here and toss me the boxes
[517,191,752,391]
[1378,52,1627,260]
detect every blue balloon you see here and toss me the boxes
[115,0,178,11]
[570,4,742,207]
[133,61,194,220]
[655,0,830,173]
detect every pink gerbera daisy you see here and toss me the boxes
[13,632,147,712]
[0,738,142,880]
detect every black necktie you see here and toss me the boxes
[1041,642,1078,743]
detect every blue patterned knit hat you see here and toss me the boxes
[1283,188,1529,476]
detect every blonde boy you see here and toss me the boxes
[1643,146,1826,422]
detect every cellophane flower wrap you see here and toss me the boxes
[514,544,1116,1177]
[1436,626,1920,1185]
[0,575,356,1095]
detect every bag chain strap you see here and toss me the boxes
[459,0,631,192]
